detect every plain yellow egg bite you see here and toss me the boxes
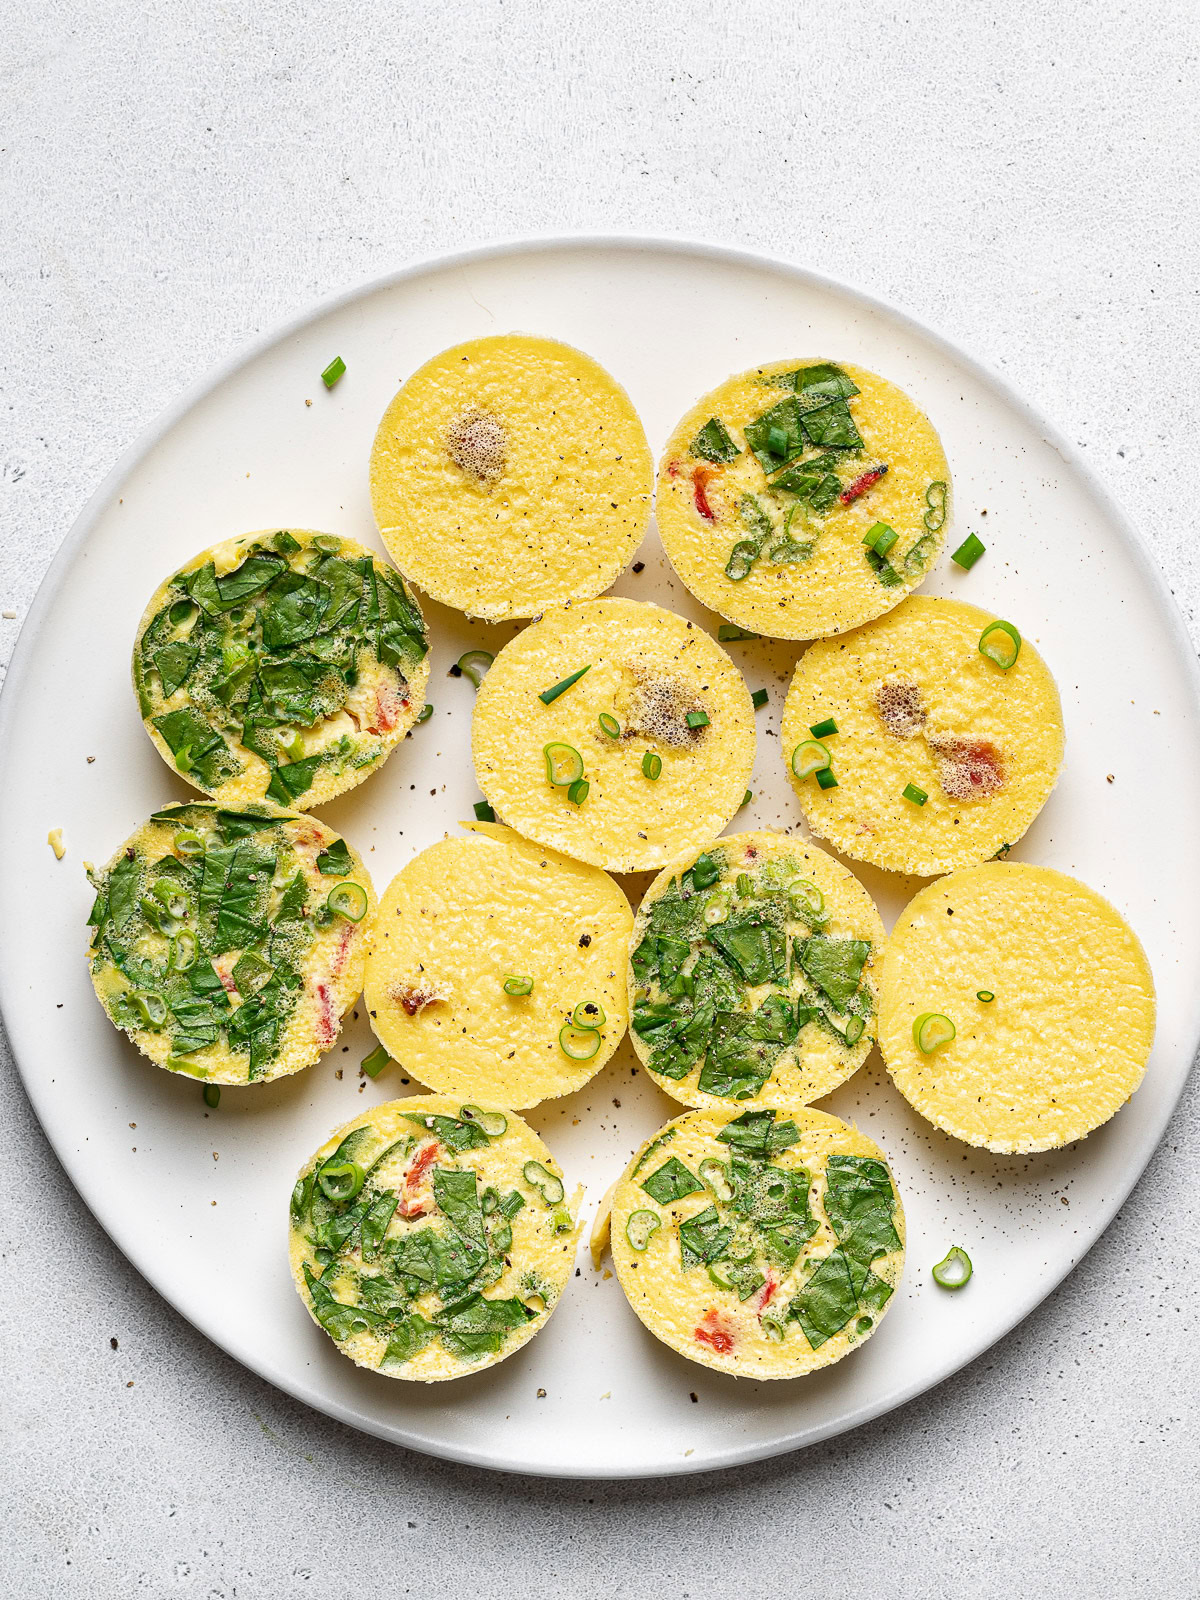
[781,596,1064,875]
[132,530,429,810]
[289,1095,581,1381]
[629,832,884,1111]
[610,1104,904,1378]
[370,334,652,620]
[879,864,1155,1153]
[86,801,375,1085]
[656,359,951,640]
[363,824,632,1107]
[472,598,756,872]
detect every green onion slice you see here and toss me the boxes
[791,739,831,779]
[725,540,758,582]
[761,1308,786,1342]
[698,1158,733,1202]
[456,649,494,687]
[361,1044,391,1079]
[132,991,167,1028]
[809,717,838,739]
[703,887,733,926]
[978,620,1021,670]
[913,1012,956,1053]
[863,521,898,556]
[951,533,986,570]
[202,1084,220,1109]
[173,828,206,858]
[416,703,433,724]
[503,975,533,996]
[641,751,662,781]
[932,1245,973,1290]
[625,1209,661,1251]
[473,800,496,822]
[538,665,591,705]
[598,712,621,738]
[717,624,760,641]
[567,777,590,806]
[787,878,827,925]
[902,782,928,806]
[751,688,768,710]
[523,1160,565,1204]
[318,1160,365,1202]
[169,931,197,973]
[740,789,753,808]
[816,767,838,790]
[461,1105,508,1137]
[707,1260,736,1291]
[736,873,753,898]
[685,709,710,730]
[558,1023,601,1061]
[570,1000,606,1030]
[327,882,368,922]
[842,1014,866,1047]
[976,989,995,1003]
[321,356,346,389]
[543,742,584,786]
[923,480,949,532]
[551,1205,573,1233]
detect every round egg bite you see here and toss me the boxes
[781,596,1064,876]
[879,863,1155,1153]
[133,529,429,810]
[369,334,652,620]
[629,832,884,1111]
[86,801,375,1086]
[610,1104,904,1379]
[364,823,633,1108]
[289,1095,580,1382]
[471,598,756,873]
[656,359,951,640]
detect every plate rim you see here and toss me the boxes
[3,232,1198,1478]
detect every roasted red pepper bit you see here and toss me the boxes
[694,1308,735,1354]
[692,466,716,522]
[839,465,888,505]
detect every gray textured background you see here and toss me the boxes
[3,2,1198,1594]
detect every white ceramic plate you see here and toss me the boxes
[3,239,1198,1479]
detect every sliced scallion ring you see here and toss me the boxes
[598,711,621,738]
[792,739,831,779]
[503,975,533,996]
[855,1315,873,1335]
[456,649,494,687]
[913,1012,956,1053]
[725,540,758,582]
[842,1014,866,1047]
[977,989,995,1003]
[641,751,662,781]
[698,1157,733,1202]
[327,882,368,922]
[461,1105,508,1137]
[523,1160,565,1204]
[978,619,1022,670]
[816,767,839,790]
[360,1044,391,1079]
[202,1084,220,1109]
[416,703,434,724]
[703,888,733,926]
[131,991,167,1028]
[685,709,710,730]
[932,1245,973,1289]
[551,1205,573,1233]
[558,1023,601,1061]
[809,717,838,739]
[538,665,591,705]
[543,742,584,786]
[707,1260,736,1291]
[625,1209,661,1251]
[736,872,753,898]
[173,828,205,858]
[567,777,590,806]
[570,1000,606,1030]
[717,624,760,641]
[169,931,197,972]
[787,878,827,925]
[318,1160,365,1202]
[761,1308,786,1342]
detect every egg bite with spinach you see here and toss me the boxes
[363,823,632,1107]
[369,334,652,621]
[471,598,755,873]
[86,801,375,1085]
[781,596,1064,876]
[629,832,883,1111]
[289,1095,581,1382]
[879,864,1155,1153]
[611,1104,904,1378]
[133,529,429,810]
[656,359,951,640]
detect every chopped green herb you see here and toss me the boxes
[641,1156,704,1205]
[598,712,620,738]
[976,990,995,1003]
[740,789,752,807]
[327,882,368,922]
[538,665,591,705]
[625,1209,661,1251]
[416,703,433,723]
[558,1023,600,1061]
[321,356,346,389]
[717,624,760,642]
[750,689,768,710]
[902,783,928,806]
[809,718,837,739]
[863,522,898,557]
[816,767,838,790]
[315,839,353,876]
[923,480,949,532]
[202,1084,220,1109]
[567,777,590,805]
[913,1012,956,1053]
[951,532,986,570]
[791,739,831,780]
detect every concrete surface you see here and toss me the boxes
[2,1,1197,1594]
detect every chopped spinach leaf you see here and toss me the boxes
[690,416,740,463]
[315,838,352,876]
[799,935,870,1011]
[678,1205,733,1271]
[641,1156,705,1205]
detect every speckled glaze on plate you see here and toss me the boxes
[1,238,1198,1478]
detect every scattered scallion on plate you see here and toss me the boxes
[321,356,346,389]
[932,1246,973,1289]
[913,1012,956,1053]
[951,532,986,570]
[978,619,1021,670]
[361,1044,391,1079]
[740,789,752,808]
[473,800,496,822]
[455,649,494,687]
[717,624,760,642]
[416,703,434,724]
[751,689,768,710]
[538,665,591,705]
[202,1084,220,1109]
